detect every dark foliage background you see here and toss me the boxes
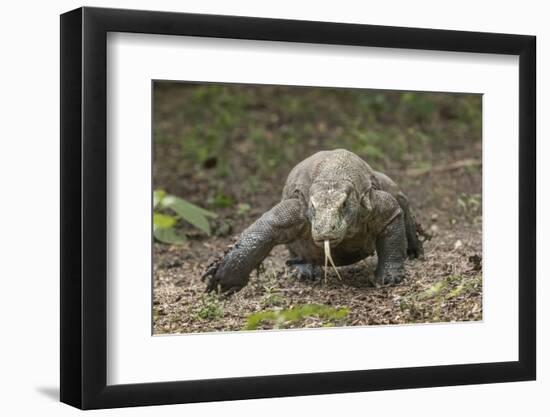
[153,82,481,207]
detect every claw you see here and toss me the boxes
[374,263,405,286]
[407,246,423,260]
[415,221,432,243]
[202,255,224,292]
[289,263,319,281]
[201,241,237,292]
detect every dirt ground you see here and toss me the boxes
[153,166,482,334]
[152,83,482,334]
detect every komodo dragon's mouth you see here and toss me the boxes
[324,240,343,283]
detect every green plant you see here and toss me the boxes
[399,274,482,322]
[194,294,224,321]
[153,189,217,244]
[457,193,482,224]
[457,193,481,214]
[244,304,349,330]
[237,203,251,215]
[260,285,284,308]
[208,192,235,209]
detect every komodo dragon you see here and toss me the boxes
[203,149,423,294]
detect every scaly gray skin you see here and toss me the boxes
[203,149,423,293]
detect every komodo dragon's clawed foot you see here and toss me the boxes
[372,263,405,287]
[407,245,424,260]
[286,260,321,282]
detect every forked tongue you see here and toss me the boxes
[324,240,342,283]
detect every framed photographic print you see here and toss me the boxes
[60,6,536,410]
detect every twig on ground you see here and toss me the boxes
[405,159,481,177]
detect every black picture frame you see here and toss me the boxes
[60,6,536,410]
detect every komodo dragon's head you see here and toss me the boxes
[307,180,365,280]
[308,180,363,249]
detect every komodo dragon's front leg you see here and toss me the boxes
[374,213,407,286]
[368,189,408,286]
[202,199,307,294]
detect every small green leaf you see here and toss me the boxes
[209,193,235,208]
[418,280,448,300]
[153,190,166,209]
[153,227,187,245]
[162,196,216,235]
[237,203,251,215]
[162,195,217,218]
[153,212,176,229]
